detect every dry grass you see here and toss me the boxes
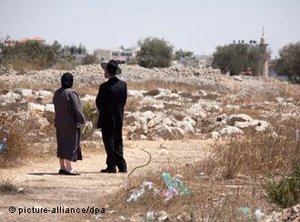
[0,112,57,167]
[1,80,55,92]
[74,85,98,96]
[0,118,31,167]
[272,79,300,101]
[202,117,300,179]
[128,80,200,93]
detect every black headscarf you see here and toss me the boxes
[61,72,73,89]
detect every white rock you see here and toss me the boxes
[15,88,33,97]
[45,104,55,113]
[275,97,284,103]
[0,92,21,103]
[178,120,195,133]
[186,103,207,118]
[255,120,271,132]
[229,114,254,122]
[233,76,243,82]
[147,113,165,128]
[38,90,52,98]
[28,102,45,112]
[183,116,196,126]
[220,126,243,137]
[142,111,155,121]
[235,120,259,128]
[81,94,96,103]
[211,131,220,139]
[128,90,146,97]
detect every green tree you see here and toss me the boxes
[212,43,265,75]
[276,42,300,83]
[136,37,173,68]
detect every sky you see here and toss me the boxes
[0,0,299,58]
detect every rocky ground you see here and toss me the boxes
[0,64,299,221]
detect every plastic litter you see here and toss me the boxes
[0,138,7,154]
[162,172,191,195]
[239,207,251,215]
[127,181,155,203]
[144,211,169,222]
[0,129,8,154]
[145,211,155,221]
[255,208,265,221]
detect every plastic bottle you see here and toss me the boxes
[162,172,191,195]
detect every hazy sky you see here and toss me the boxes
[0,0,299,57]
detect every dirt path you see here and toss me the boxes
[0,139,212,222]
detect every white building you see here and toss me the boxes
[94,46,138,64]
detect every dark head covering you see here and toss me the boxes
[61,72,73,89]
[100,60,121,75]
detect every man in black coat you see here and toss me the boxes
[96,60,127,173]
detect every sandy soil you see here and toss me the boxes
[0,139,212,222]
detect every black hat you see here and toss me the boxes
[101,60,121,75]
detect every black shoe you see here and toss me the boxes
[118,169,127,173]
[64,169,81,176]
[58,169,67,175]
[100,168,117,173]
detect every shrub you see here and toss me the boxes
[266,166,300,208]
[0,179,18,193]
[136,37,173,68]
[81,102,98,139]
[81,53,99,65]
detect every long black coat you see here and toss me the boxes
[96,77,127,130]
[96,76,127,170]
[53,88,86,161]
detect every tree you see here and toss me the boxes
[276,42,300,83]
[136,37,173,68]
[212,43,265,75]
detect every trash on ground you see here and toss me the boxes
[144,211,169,222]
[255,208,265,221]
[127,181,155,203]
[0,129,9,154]
[162,172,191,195]
[239,207,251,215]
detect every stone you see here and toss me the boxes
[15,88,33,97]
[28,102,45,112]
[0,92,21,103]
